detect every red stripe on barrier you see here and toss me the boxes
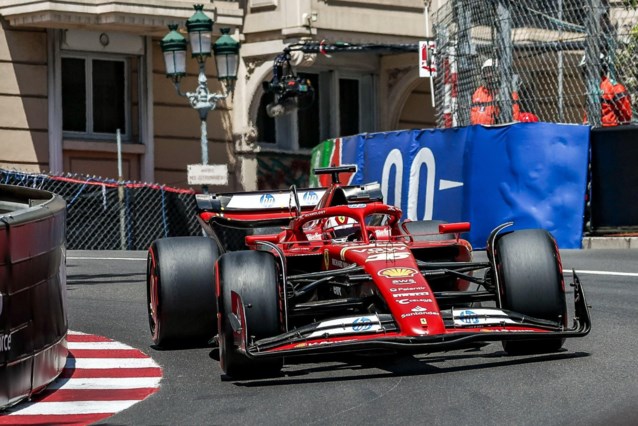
[48,175,195,194]
[49,175,120,187]
[0,413,108,425]
[69,349,149,359]
[31,388,158,403]
[59,367,162,379]
[67,334,113,343]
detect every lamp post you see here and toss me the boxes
[160,4,240,193]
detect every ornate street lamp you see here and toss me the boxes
[186,4,213,61]
[160,4,240,192]
[160,25,187,82]
[213,28,240,94]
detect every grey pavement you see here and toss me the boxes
[582,236,638,249]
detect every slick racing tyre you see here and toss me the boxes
[402,220,454,241]
[495,229,566,355]
[147,236,219,347]
[217,250,282,378]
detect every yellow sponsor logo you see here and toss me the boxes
[324,250,330,269]
[377,267,418,278]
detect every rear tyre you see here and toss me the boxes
[217,251,283,378]
[147,237,219,347]
[403,220,454,241]
[495,229,566,355]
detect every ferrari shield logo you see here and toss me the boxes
[324,250,330,269]
[377,267,419,278]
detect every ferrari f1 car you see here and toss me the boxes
[146,165,590,378]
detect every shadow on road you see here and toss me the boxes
[232,349,590,387]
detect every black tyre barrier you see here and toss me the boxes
[0,184,68,410]
[590,125,638,233]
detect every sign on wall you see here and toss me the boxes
[419,40,437,78]
[310,123,590,249]
[187,164,228,186]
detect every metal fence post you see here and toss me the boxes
[585,0,603,127]
[116,129,127,250]
[495,0,513,123]
[454,0,474,127]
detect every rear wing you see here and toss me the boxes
[196,188,325,213]
[195,181,383,214]
[196,180,383,251]
[196,188,325,252]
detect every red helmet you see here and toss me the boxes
[518,112,539,123]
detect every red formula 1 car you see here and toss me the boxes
[146,166,591,378]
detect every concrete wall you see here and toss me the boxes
[0,184,68,409]
[398,79,437,130]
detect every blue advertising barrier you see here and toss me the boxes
[328,123,590,249]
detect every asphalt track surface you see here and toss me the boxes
[64,249,638,426]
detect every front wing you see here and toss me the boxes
[229,273,591,359]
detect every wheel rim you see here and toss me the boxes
[147,251,160,341]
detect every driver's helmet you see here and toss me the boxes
[323,216,361,241]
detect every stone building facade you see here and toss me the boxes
[0,0,440,190]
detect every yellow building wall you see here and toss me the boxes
[397,79,437,130]
[0,21,49,172]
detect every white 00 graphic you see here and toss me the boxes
[382,148,436,221]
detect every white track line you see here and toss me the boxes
[67,257,146,261]
[570,269,638,278]
[8,400,141,415]
[47,377,161,390]
[67,341,134,350]
[65,357,159,369]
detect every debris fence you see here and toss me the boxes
[433,0,638,128]
[0,169,200,250]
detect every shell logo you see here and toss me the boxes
[378,267,418,278]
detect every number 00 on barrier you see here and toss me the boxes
[381,148,436,221]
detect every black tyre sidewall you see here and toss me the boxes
[147,236,219,346]
[496,229,565,321]
[495,229,566,354]
[217,250,281,377]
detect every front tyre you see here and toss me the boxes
[495,229,566,355]
[147,237,219,347]
[217,251,283,378]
